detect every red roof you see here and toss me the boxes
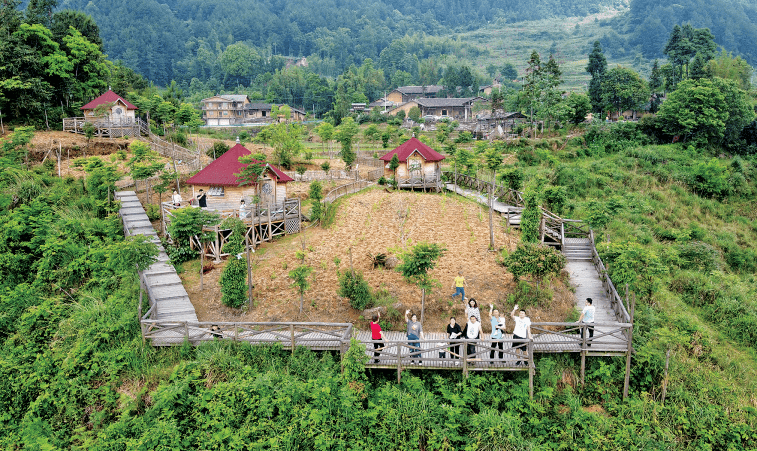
[379,137,445,163]
[80,90,138,110]
[186,144,293,187]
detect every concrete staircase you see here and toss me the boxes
[562,238,593,261]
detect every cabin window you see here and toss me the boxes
[114,107,123,114]
[262,111,267,117]
[441,109,448,116]
[208,186,225,196]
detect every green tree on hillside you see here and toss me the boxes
[335,117,358,169]
[522,50,544,132]
[656,77,752,146]
[315,121,335,153]
[600,67,648,119]
[586,41,607,114]
[396,242,446,324]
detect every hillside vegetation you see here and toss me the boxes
[1,120,757,448]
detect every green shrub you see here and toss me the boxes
[501,242,566,286]
[676,241,720,272]
[724,244,757,273]
[220,218,248,308]
[685,158,732,199]
[145,204,161,221]
[338,270,373,310]
[207,141,230,158]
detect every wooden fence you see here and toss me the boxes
[282,169,359,181]
[140,320,353,350]
[590,230,633,323]
[324,180,374,203]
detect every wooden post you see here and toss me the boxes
[267,201,272,241]
[488,183,494,249]
[397,342,402,383]
[506,206,510,233]
[539,215,546,243]
[57,141,61,177]
[172,156,180,192]
[297,199,302,232]
[623,292,636,400]
[200,240,204,291]
[661,349,671,405]
[528,340,534,400]
[246,234,253,308]
[138,290,144,345]
[580,324,586,387]
[214,225,221,263]
[290,324,295,354]
[462,340,468,378]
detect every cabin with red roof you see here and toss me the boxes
[81,90,138,123]
[63,90,146,137]
[185,144,293,207]
[379,137,445,191]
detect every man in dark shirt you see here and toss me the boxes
[197,189,207,208]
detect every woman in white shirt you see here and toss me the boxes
[172,189,182,207]
[464,315,481,361]
[510,304,532,366]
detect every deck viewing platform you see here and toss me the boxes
[116,165,635,398]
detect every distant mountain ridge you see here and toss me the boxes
[55,0,622,84]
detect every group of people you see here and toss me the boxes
[367,271,597,366]
[171,189,207,208]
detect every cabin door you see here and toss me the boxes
[260,179,275,206]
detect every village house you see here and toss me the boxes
[386,85,444,104]
[478,82,502,96]
[246,103,307,122]
[185,143,293,207]
[80,90,138,124]
[387,97,478,121]
[476,110,528,135]
[201,95,251,126]
[368,97,396,111]
[380,137,445,191]
[200,95,307,125]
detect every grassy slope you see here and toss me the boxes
[449,5,642,91]
[514,136,757,411]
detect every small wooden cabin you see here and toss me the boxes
[185,144,293,207]
[80,90,138,124]
[380,137,445,190]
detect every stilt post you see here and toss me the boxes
[623,292,636,400]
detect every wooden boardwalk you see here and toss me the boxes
[442,175,634,357]
[115,191,198,324]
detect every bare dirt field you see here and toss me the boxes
[178,188,577,334]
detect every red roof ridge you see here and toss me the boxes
[81,90,138,110]
[186,144,293,187]
[379,137,445,163]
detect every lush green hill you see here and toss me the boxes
[54,0,622,85]
[1,123,757,448]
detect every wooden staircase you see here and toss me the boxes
[562,238,594,261]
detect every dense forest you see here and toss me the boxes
[50,0,625,85]
[599,0,757,64]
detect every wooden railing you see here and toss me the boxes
[590,231,632,323]
[365,337,535,394]
[528,321,632,352]
[282,169,358,181]
[324,180,374,203]
[355,156,384,168]
[140,320,353,350]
